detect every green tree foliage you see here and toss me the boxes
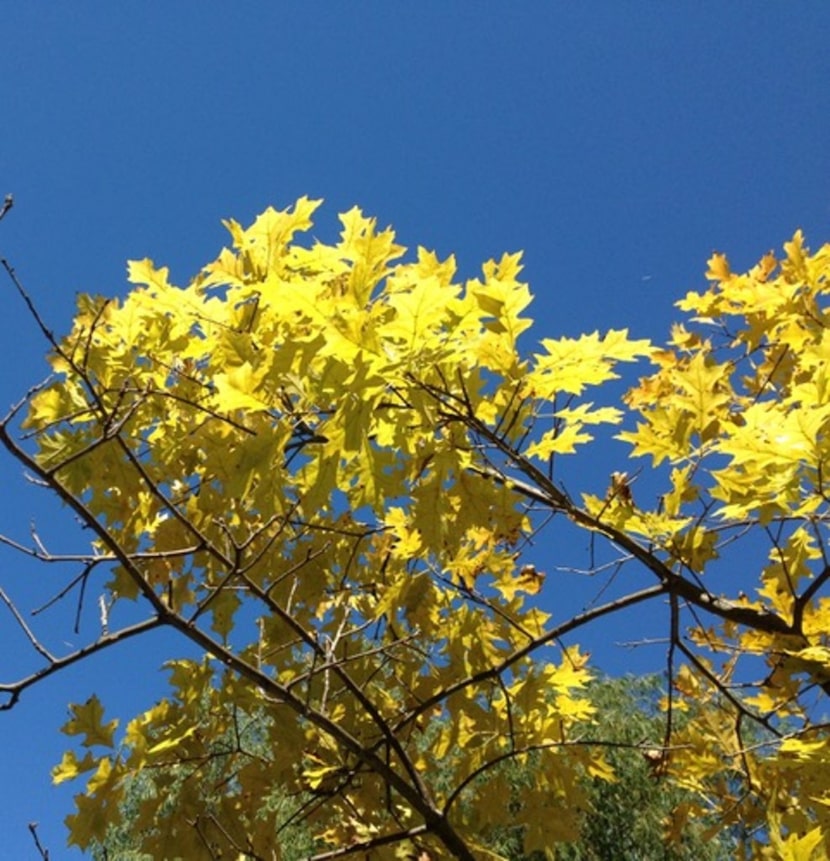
[89,703,318,861]
[2,200,830,858]
[92,675,736,860]
[552,676,741,861]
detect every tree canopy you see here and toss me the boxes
[2,199,830,859]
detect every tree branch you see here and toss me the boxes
[306,824,429,861]
[398,583,666,733]
[472,463,795,637]
[0,193,13,223]
[0,616,162,710]
[27,821,49,861]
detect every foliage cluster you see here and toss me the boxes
[2,199,830,858]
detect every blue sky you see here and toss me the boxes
[1,4,829,857]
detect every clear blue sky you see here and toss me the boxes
[1,5,828,857]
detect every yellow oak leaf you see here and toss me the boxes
[705,251,732,282]
[52,749,97,785]
[62,695,118,749]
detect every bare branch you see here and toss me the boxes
[0,193,13,223]
[27,822,49,861]
[306,825,429,861]
[0,257,58,350]
[1,616,162,710]
[0,584,56,661]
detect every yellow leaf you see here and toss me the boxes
[381,276,454,349]
[769,815,824,861]
[384,506,423,559]
[52,749,97,785]
[303,762,340,790]
[494,563,545,601]
[212,362,271,414]
[783,228,807,274]
[705,251,732,282]
[529,329,652,398]
[127,257,172,292]
[66,791,111,851]
[62,695,118,749]
[146,725,198,755]
[752,250,777,282]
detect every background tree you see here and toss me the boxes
[2,199,829,858]
[88,701,319,860]
[91,675,737,860]
[460,674,743,861]
[551,675,745,861]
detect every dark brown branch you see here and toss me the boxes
[0,616,162,710]
[794,561,830,630]
[0,586,55,663]
[27,821,49,861]
[398,583,666,733]
[0,531,201,567]
[0,193,13,223]
[306,824,429,861]
[662,593,679,767]
[1,257,57,350]
[135,383,257,437]
[473,464,795,637]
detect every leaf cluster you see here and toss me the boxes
[2,201,830,858]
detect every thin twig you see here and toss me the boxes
[0,256,57,349]
[27,822,49,861]
[0,586,55,663]
[0,193,13,223]
[307,825,429,861]
[0,616,162,710]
